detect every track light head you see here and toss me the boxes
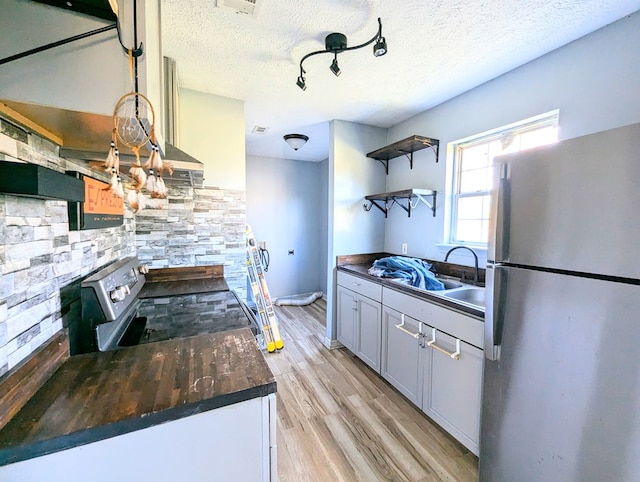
[330,56,341,77]
[296,75,306,91]
[373,36,387,57]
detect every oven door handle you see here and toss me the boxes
[238,297,266,350]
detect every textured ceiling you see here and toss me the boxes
[161,0,640,162]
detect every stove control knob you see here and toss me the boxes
[110,286,127,303]
[122,284,131,295]
[138,264,149,275]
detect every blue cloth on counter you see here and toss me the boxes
[368,256,445,291]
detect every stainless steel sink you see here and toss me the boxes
[440,279,463,290]
[388,277,462,290]
[443,287,485,309]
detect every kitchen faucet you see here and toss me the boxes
[444,246,480,285]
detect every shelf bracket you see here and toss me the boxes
[363,199,389,218]
[414,192,437,217]
[400,150,414,169]
[393,196,412,217]
[376,159,389,175]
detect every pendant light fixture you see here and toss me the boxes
[283,134,309,151]
[296,17,387,91]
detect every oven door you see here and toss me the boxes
[237,295,265,350]
[94,299,147,351]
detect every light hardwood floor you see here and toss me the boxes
[268,299,478,482]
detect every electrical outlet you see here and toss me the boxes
[258,241,266,250]
[401,243,408,255]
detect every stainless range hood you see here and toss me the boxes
[0,100,204,187]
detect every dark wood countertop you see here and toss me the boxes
[0,328,276,466]
[138,277,229,298]
[337,262,485,319]
[139,265,230,298]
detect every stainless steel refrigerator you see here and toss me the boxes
[481,123,640,481]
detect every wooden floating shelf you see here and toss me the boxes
[367,135,440,174]
[0,161,84,202]
[364,188,437,218]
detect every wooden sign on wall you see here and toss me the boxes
[68,174,124,230]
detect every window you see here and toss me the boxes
[448,111,559,246]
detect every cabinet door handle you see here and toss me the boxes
[352,282,361,287]
[394,313,422,339]
[426,328,461,360]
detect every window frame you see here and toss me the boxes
[447,111,560,247]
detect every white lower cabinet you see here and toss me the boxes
[337,285,357,352]
[381,286,483,455]
[337,273,483,455]
[336,274,382,373]
[0,395,277,481]
[421,329,483,456]
[356,295,382,371]
[381,307,423,405]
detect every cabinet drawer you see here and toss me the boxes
[427,302,484,350]
[383,287,484,349]
[337,271,382,302]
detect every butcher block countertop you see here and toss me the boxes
[139,265,230,298]
[138,277,229,298]
[0,328,276,467]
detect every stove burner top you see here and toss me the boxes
[80,257,257,353]
[138,290,253,344]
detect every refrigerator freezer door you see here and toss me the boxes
[496,122,640,279]
[480,267,640,482]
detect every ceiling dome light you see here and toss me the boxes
[296,17,386,90]
[283,134,309,151]
[373,37,387,57]
[330,56,341,77]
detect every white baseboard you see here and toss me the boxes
[323,337,342,350]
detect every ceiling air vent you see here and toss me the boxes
[216,0,262,17]
[252,125,268,135]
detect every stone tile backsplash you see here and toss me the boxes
[0,125,135,374]
[135,185,247,298]
[0,120,247,375]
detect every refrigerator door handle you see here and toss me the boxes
[484,264,505,361]
[488,162,510,263]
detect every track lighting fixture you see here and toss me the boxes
[296,17,387,90]
[283,134,309,151]
[330,55,341,77]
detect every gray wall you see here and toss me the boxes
[384,10,640,269]
[246,155,326,298]
[325,120,387,344]
[318,158,329,296]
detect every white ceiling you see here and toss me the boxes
[161,0,640,162]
